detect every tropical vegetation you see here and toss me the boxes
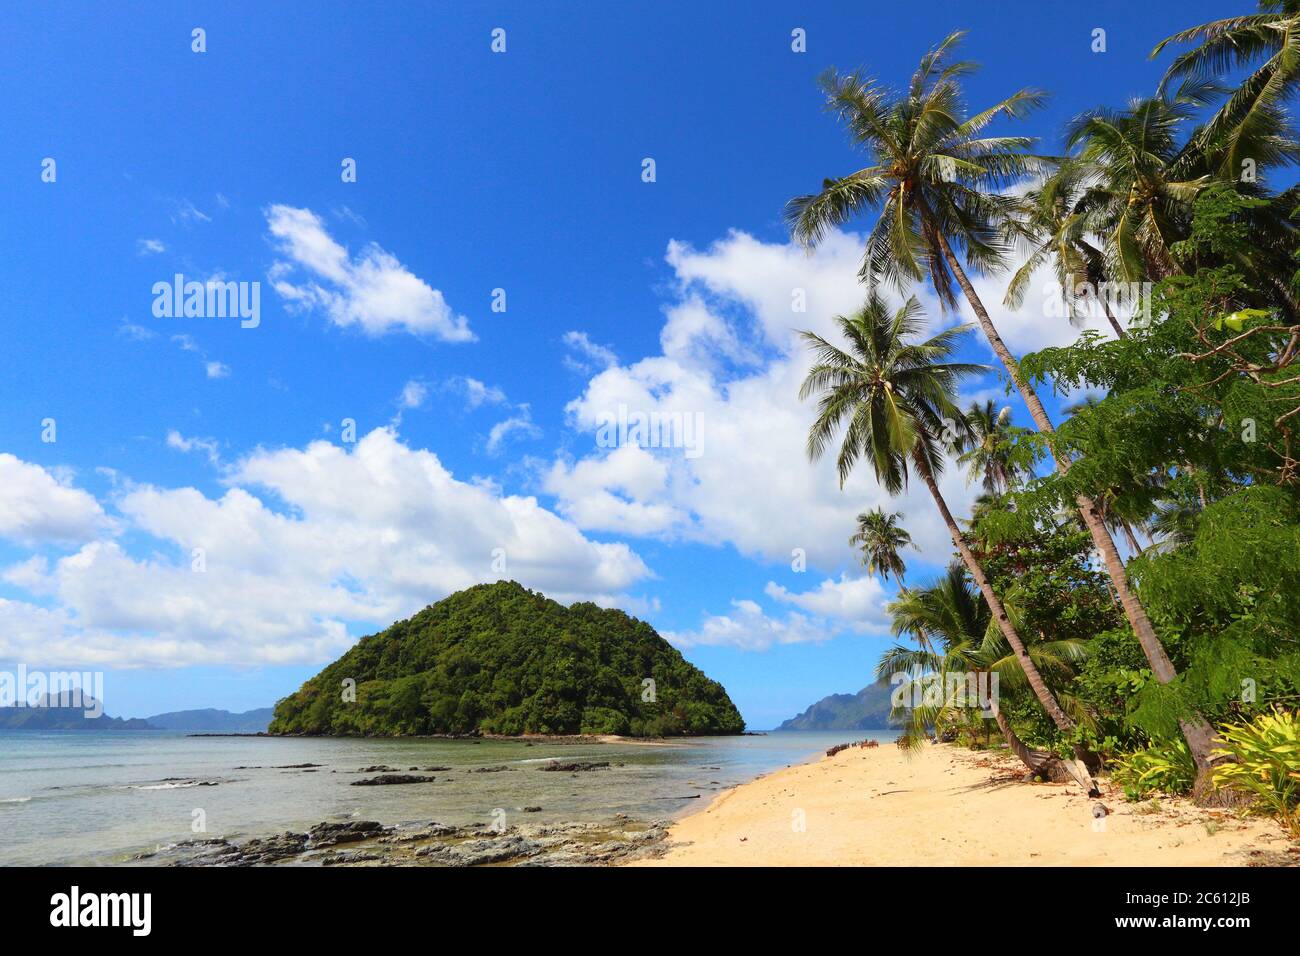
[791,4,1300,831]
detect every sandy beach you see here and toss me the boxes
[632,742,1297,867]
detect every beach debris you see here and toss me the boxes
[826,740,880,758]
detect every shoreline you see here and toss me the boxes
[630,742,1297,867]
[180,732,736,745]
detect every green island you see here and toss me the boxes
[269,581,744,737]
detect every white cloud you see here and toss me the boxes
[0,432,649,668]
[765,573,892,634]
[117,320,154,341]
[166,430,221,465]
[544,444,688,536]
[456,377,507,409]
[399,380,429,409]
[266,205,474,341]
[0,455,106,546]
[664,599,828,651]
[957,265,1128,356]
[171,199,211,225]
[548,229,980,571]
[205,361,230,379]
[486,406,541,454]
[136,238,166,256]
[562,331,618,373]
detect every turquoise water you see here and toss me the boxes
[0,730,896,865]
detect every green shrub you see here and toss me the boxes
[1110,739,1196,800]
[1212,709,1300,837]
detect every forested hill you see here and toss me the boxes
[269,581,744,737]
[777,682,896,731]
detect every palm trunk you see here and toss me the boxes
[1096,290,1127,340]
[912,452,1099,794]
[993,706,1039,769]
[928,219,1221,781]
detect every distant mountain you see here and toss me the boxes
[777,682,897,731]
[144,707,275,733]
[271,580,744,737]
[0,695,155,731]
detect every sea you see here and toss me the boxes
[0,730,896,865]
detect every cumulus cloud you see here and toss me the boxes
[266,205,474,341]
[664,599,828,651]
[544,444,688,537]
[765,573,892,634]
[0,455,107,546]
[547,229,981,572]
[136,238,166,256]
[0,431,650,668]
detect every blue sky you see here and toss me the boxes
[0,1,1232,727]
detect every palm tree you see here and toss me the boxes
[1004,160,1128,338]
[1151,1,1300,178]
[956,400,1017,494]
[1064,87,1215,283]
[879,563,1085,781]
[799,291,1099,792]
[849,508,913,582]
[1149,494,1205,553]
[786,31,1221,779]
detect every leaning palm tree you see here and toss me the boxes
[786,31,1221,781]
[849,508,913,582]
[1151,1,1300,177]
[1004,160,1128,338]
[956,400,1017,494]
[879,563,1085,781]
[800,291,1098,792]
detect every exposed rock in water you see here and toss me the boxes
[539,760,609,772]
[308,821,385,846]
[350,774,436,786]
[356,765,400,773]
[167,817,670,867]
[467,765,514,773]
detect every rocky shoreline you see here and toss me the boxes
[142,815,672,867]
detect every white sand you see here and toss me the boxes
[631,742,1294,866]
